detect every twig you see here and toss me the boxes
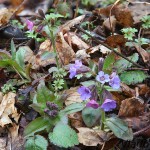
[74,25,145,69]
[133,124,150,136]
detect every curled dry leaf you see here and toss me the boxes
[120,83,136,97]
[0,92,20,127]
[118,97,145,117]
[76,127,112,146]
[59,15,85,33]
[64,32,90,50]
[103,16,116,32]
[56,32,76,65]
[0,8,13,26]
[63,87,82,106]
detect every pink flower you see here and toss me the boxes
[86,100,99,109]
[26,19,34,31]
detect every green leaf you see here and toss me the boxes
[41,51,56,61]
[0,50,11,59]
[114,53,139,73]
[120,70,148,85]
[11,39,16,60]
[105,117,133,141]
[81,80,95,87]
[82,107,101,127]
[37,81,55,105]
[49,123,79,148]
[25,135,48,150]
[0,59,28,79]
[60,103,85,115]
[15,46,27,69]
[103,52,115,74]
[24,117,49,137]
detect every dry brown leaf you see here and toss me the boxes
[56,32,75,65]
[137,84,150,96]
[63,87,82,106]
[134,44,150,64]
[59,15,85,32]
[120,83,136,97]
[105,35,126,48]
[69,112,83,128]
[0,8,13,26]
[64,32,90,50]
[76,127,103,146]
[9,123,19,142]
[118,97,145,117]
[103,16,116,32]
[0,92,20,127]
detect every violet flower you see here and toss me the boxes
[78,86,91,100]
[86,100,99,109]
[101,99,116,112]
[26,19,34,31]
[96,71,110,84]
[109,72,120,89]
[69,60,82,79]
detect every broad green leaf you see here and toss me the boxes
[24,117,49,137]
[120,70,148,85]
[103,52,115,74]
[114,53,139,73]
[49,123,79,148]
[11,39,16,60]
[0,59,28,79]
[16,46,27,69]
[60,103,85,115]
[82,107,101,127]
[25,135,48,150]
[37,81,55,105]
[105,117,133,140]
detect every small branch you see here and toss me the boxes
[74,25,145,69]
[133,124,150,136]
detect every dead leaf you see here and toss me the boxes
[76,127,103,146]
[56,32,75,65]
[0,137,7,150]
[69,112,84,128]
[118,97,145,117]
[63,87,82,106]
[59,15,85,33]
[120,83,136,97]
[64,32,90,50]
[103,16,116,32]
[0,92,20,127]
[0,8,13,26]
[134,44,150,64]
[105,35,126,48]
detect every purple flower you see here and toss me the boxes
[109,75,120,89]
[26,20,34,31]
[69,60,82,79]
[96,71,110,84]
[101,99,117,112]
[78,86,91,100]
[86,100,99,109]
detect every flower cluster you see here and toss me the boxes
[44,102,59,117]
[96,71,120,89]
[69,60,82,79]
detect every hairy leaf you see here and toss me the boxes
[82,107,101,127]
[120,70,147,85]
[25,135,48,150]
[49,123,79,148]
[105,117,133,140]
